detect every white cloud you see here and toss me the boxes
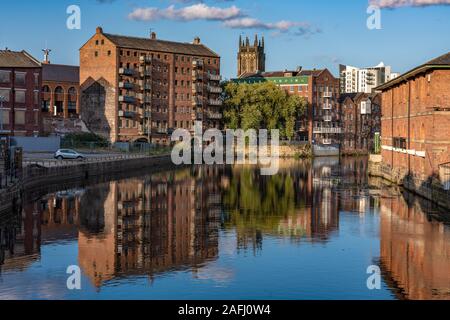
[128,4,243,21]
[370,0,450,8]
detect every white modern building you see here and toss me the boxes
[339,62,399,94]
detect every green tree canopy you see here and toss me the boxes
[222,81,308,140]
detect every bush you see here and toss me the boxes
[62,133,109,148]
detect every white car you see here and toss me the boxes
[54,149,85,160]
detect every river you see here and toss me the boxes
[0,157,449,300]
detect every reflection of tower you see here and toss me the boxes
[237,34,266,77]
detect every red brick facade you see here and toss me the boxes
[340,93,381,154]
[80,27,222,144]
[379,53,450,181]
[0,50,42,137]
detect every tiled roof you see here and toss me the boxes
[377,51,450,91]
[103,33,219,58]
[0,50,41,68]
[425,52,450,65]
[42,64,79,83]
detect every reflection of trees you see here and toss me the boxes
[223,167,298,239]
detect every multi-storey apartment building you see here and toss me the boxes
[41,50,80,119]
[80,27,222,144]
[340,62,399,94]
[377,51,450,190]
[0,50,42,137]
[340,92,381,154]
[235,68,341,146]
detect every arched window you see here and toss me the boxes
[55,86,64,94]
[42,85,51,93]
[68,87,77,95]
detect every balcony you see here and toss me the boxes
[139,80,152,91]
[119,95,137,104]
[139,56,152,64]
[208,99,222,106]
[192,97,203,106]
[192,60,204,68]
[323,92,333,98]
[192,71,203,81]
[118,110,136,119]
[119,82,134,90]
[207,112,223,120]
[207,85,222,94]
[192,84,203,93]
[322,139,332,145]
[323,115,332,122]
[322,104,332,110]
[208,74,221,81]
[139,66,152,77]
[119,68,135,76]
[313,127,342,134]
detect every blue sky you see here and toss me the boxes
[1,0,449,79]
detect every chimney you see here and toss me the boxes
[96,26,103,34]
[151,32,157,40]
[193,37,201,45]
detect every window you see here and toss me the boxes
[0,89,10,102]
[34,91,39,105]
[393,137,407,149]
[95,51,98,57]
[15,90,26,103]
[0,71,11,83]
[34,110,39,125]
[34,73,39,88]
[95,40,99,45]
[1,110,9,125]
[101,39,104,45]
[15,72,26,86]
[107,50,111,56]
[15,110,25,125]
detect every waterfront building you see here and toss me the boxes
[377,51,450,189]
[235,68,341,146]
[237,35,266,78]
[339,62,399,94]
[340,92,381,154]
[41,49,80,119]
[0,50,42,137]
[80,27,222,144]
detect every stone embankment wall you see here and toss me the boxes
[368,154,450,210]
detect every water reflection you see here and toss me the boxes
[0,157,449,299]
[379,186,450,300]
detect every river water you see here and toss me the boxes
[0,157,449,300]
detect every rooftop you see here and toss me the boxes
[0,50,41,68]
[42,64,79,83]
[377,51,450,91]
[96,28,219,58]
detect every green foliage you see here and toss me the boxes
[223,81,308,139]
[62,132,109,148]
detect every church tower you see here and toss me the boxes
[237,34,266,77]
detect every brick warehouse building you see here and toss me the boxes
[236,68,341,145]
[80,27,222,144]
[340,92,381,154]
[41,56,80,119]
[377,52,450,191]
[0,50,42,137]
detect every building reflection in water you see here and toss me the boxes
[379,186,450,300]
[0,158,448,298]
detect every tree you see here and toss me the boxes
[222,81,308,140]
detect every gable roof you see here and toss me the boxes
[0,50,41,68]
[377,51,450,91]
[42,64,79,83]
[103,33,220,58]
